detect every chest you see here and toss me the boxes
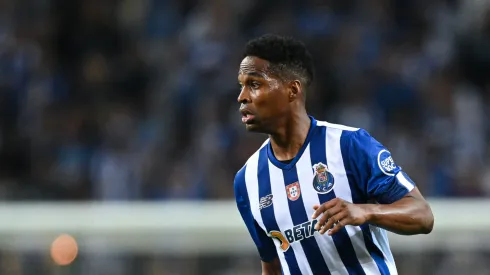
[256,160,354,230]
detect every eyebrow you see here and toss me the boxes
[238,72,265,79]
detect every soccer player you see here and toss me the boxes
[234,34,434,275]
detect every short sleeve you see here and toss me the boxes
[234,167,277,262]
[342,129,416,204]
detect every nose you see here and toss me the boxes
[237,86,250,104]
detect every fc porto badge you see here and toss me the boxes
[312,163,335,194]
[286,182,301,201]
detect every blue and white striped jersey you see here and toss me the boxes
[234,117,415,275]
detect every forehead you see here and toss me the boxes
[238,56,271,76]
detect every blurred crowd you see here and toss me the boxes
[1,0,490,274]
[1,0,490,201]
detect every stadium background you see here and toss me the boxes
[0,0,489,274]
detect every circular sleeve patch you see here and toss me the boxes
[377,149,397,176]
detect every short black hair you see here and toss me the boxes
[243,34,314,87]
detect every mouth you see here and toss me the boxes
[240,109,256,124]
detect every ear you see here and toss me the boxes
[289,80,303,102]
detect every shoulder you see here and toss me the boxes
[234,138,269,187]
[317,122,388,166]
[315,120,363,141]
[314,120,377,153]
[315,120,360,132]
[239,138,269,171]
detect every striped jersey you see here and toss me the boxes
[234,117,415,275]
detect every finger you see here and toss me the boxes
[312,204,320,211]
[312,204,326,219]
[328,218,349,236]
[315,211,329,230]
[312,199,340,219]
[320,212,347,235]
[312,199,341,218]
[314,204,343,230]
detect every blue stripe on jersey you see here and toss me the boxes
[310,126,366,275]
[258,147,302,274]
[282,165,331,275]
[235,165,278,262]
[360,224,390,275]
[340,130,390,275]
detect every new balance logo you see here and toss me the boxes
[259,194,273,210]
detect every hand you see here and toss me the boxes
[311,198,371,235]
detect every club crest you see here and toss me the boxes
[285,182,301,201]
[312,162,335,194]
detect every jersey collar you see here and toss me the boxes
[266,116,317,170]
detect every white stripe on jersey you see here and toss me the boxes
[324,124,381,274]
[370,225,398,275]
[268,161,313,275]
[321,121,359,131]
[244,151,291,275]
[396,172,414,192]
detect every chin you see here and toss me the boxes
[244,123,263,132]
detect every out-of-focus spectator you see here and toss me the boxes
[1,0,490,274]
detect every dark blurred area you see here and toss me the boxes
[1,0,489,202]
[1,0,490,273]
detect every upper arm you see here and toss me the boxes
[401,186,431,209]
[342,129,416,204]
[234,167,278,262]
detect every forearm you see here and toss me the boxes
[364,196,434,235]
[262,268,281,275]
[261,258,281,275]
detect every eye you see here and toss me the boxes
[250,81,261,89]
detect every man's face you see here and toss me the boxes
[237,56,290,133]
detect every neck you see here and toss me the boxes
[269,110,311,161]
